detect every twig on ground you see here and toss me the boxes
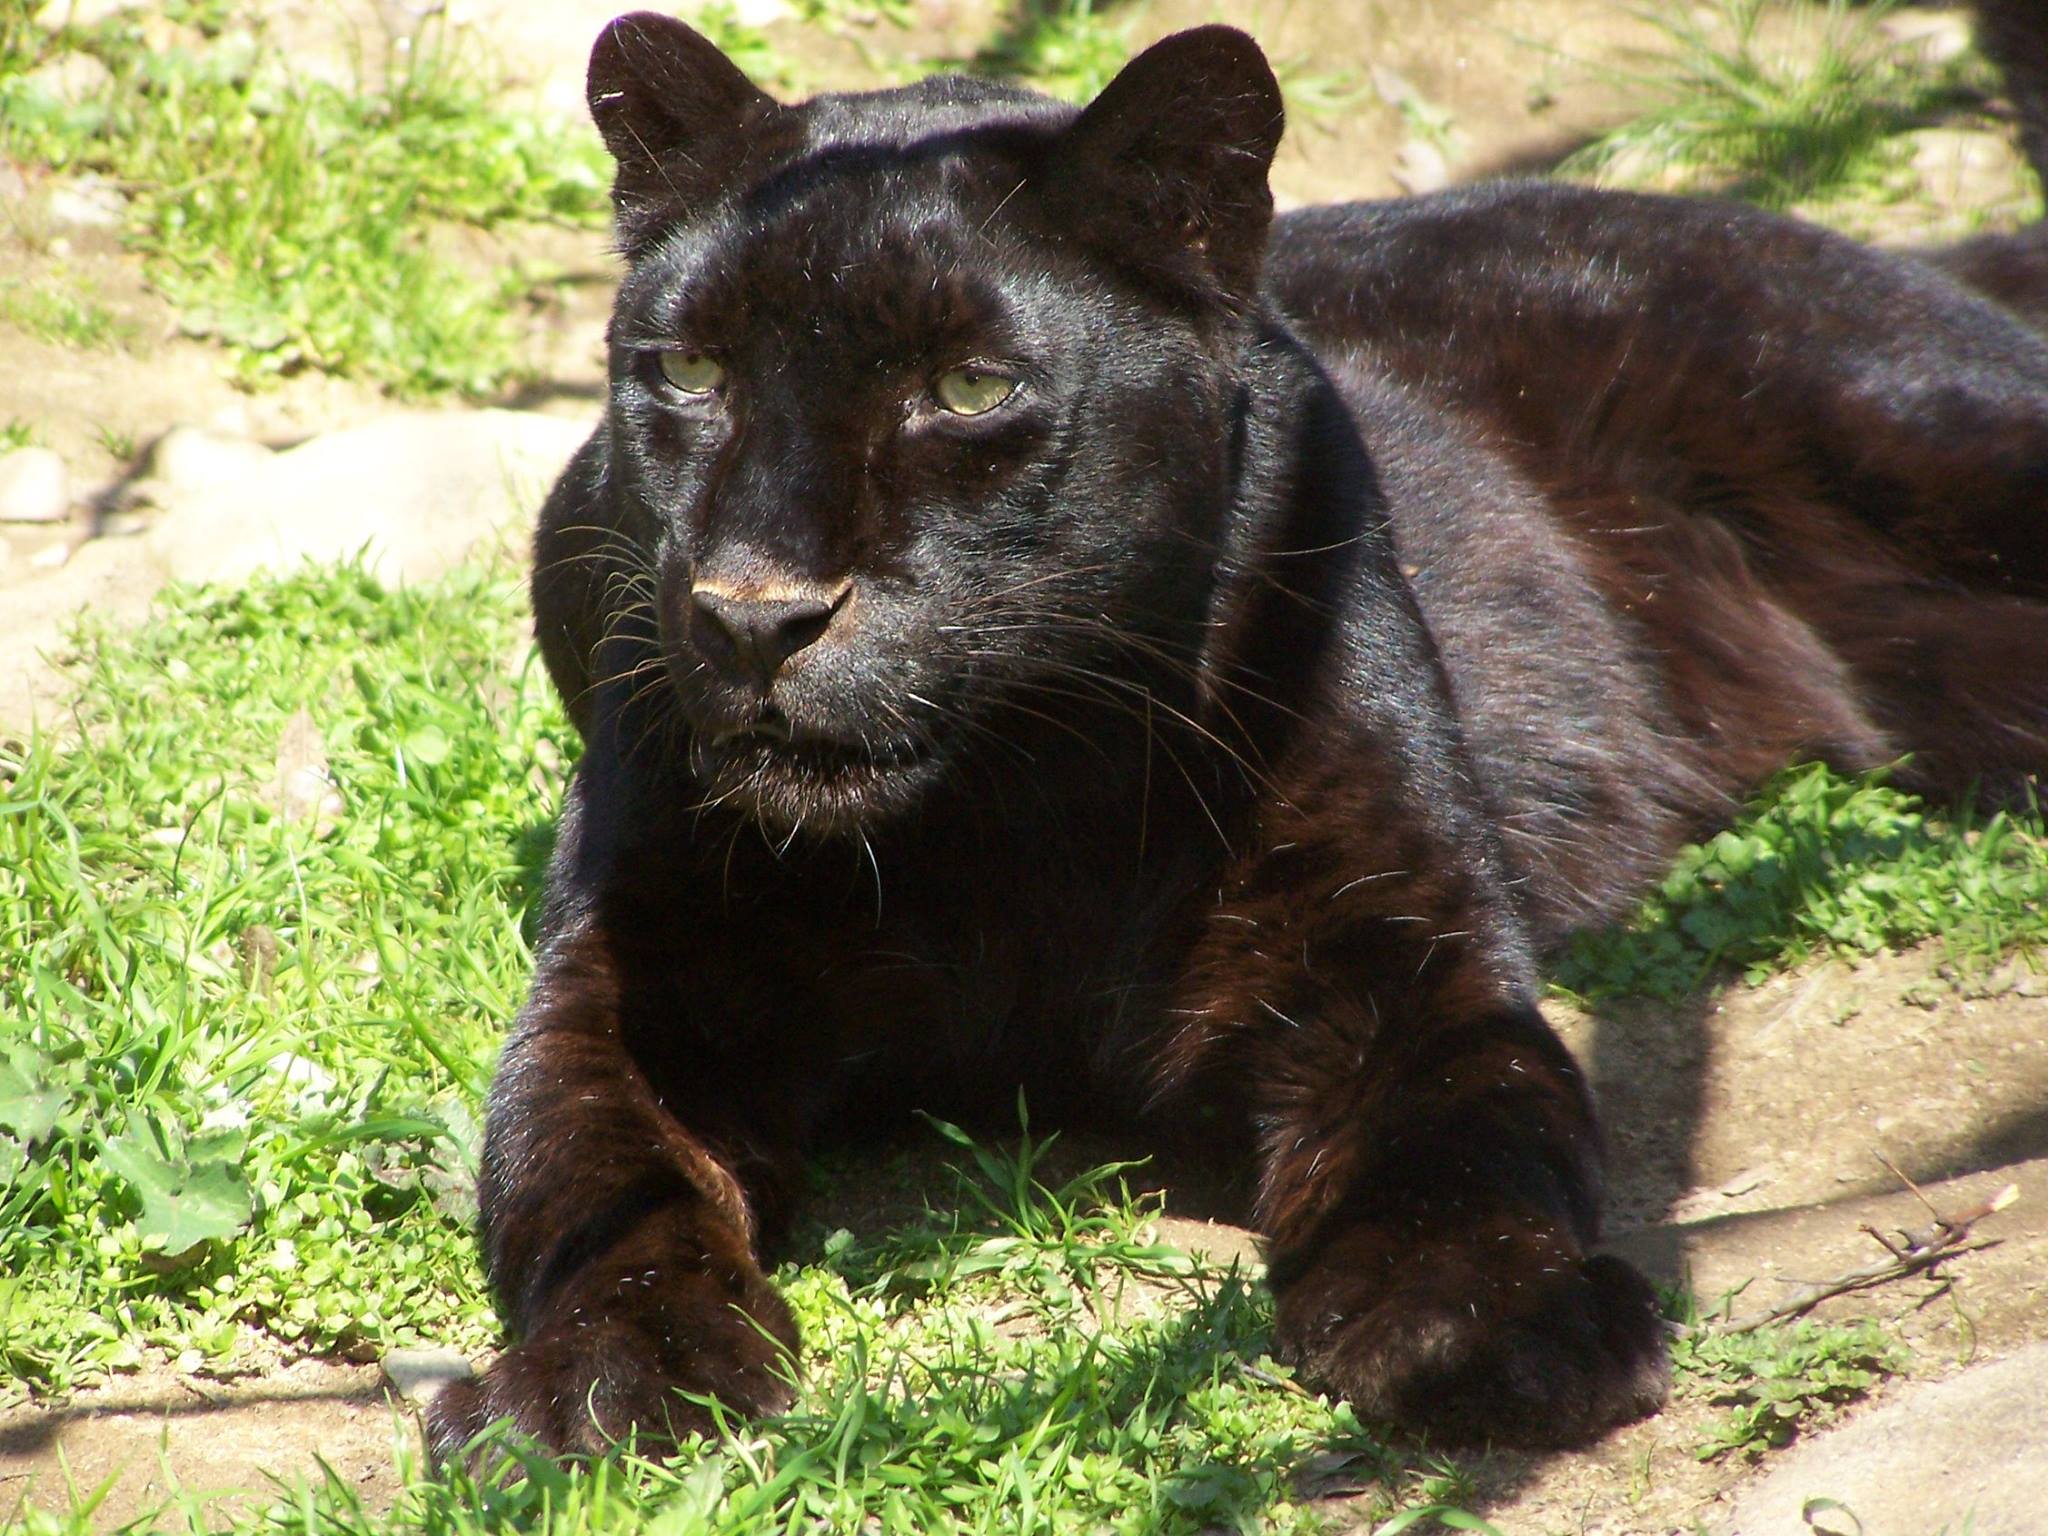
[1699,1178,2017,1336]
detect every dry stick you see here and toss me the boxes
[1702,1176,2019,1337]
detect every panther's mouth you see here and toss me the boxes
[692,714,942,833]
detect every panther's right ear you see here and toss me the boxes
[1043,26,1283,309]
[587,11,786,245]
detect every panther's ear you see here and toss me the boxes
[587,11,786,244]
[1046,26,1284,306]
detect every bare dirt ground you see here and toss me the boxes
[2,1,2042,1532]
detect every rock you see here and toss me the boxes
[24,50,112,103]
[379,1347,475,1408]
[1709,1343,2048,1536]
[1391,138,1450,195]
[141,424,275,495]
[143,410,586,588]
[271,709,343,836]
[33,0,143,30]
[205,399,258,439]
[0,530,12,574]
[0,448,71,524]
[1908,127,2026,208]
[28,540,72,571]
[1881,10,1973,67]
[45,174,126,231]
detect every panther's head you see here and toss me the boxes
[576,14,1284,834]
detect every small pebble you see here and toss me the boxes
[44,174,125,231]
[0,447,70,524]
[146,424,275,493]
[33,0,142,31]
[381,1347,476,1407]
[23,51,111,103]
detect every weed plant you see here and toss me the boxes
[1669,1302,1908,1460]
[1559,0,1988,210]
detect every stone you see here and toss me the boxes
[23,50,112,104]
[271,709,343,837]
[379,1347,475,1408]
[143,410,586,588]
[0,448,71,524]
[44,174,126,231]
[1908,127,2026,209]
[32,0,143,30]
[141,424,275,495]
[1881,10,1973,67]
[1391,138,1450,196]
[1709,1343,2048,1536]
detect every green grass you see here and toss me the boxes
[1558,0,1993,211]
[0,7,609,395]
[1555,763,2048,1002]
[964,0,1360,119]
[0,565,561,1392]
[1,562,1499,1536]
[0,558,1986,1535]
[971,0,1139,103]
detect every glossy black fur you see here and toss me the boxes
[427,14,2048,1459]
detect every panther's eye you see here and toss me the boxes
[658,351,724,395]
[933,367,1018,417]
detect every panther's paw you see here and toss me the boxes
[425,1278,798,1463]
[1271,1221,1667,1448]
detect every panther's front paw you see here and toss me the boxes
[425,1277,799,1462]
[1270,1220,1667,1448]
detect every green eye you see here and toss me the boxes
[933,367,1017,417]
[658,351,724,394]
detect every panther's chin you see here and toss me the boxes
[692,725,944,836]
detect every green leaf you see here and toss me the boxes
[99,1124,253,1254]
[0,1047,66,1143]
[402,723,451,766]
[1373,1506,1508,1535]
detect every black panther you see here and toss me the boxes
[427,12,2048,1458]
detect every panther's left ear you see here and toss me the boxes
[587,11,788,247]
[1045,27,1284,306]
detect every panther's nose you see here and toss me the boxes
[688,582,845,687]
